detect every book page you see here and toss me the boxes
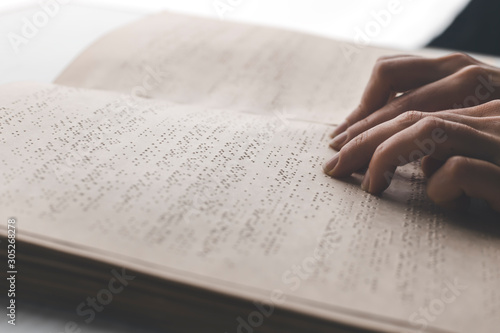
[1,82,499,333]
[55,11,438,125]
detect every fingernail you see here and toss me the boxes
[330,131,348,149]
[330,120,348,138]
[361,169,370,192]
[323,153,340,175]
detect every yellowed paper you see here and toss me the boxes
[56,12,426,125]
[1,82,498,333]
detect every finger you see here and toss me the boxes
[325,109,499,178]
[330,65,500,150]
[417,111,500,134]
[363,117,500,194]
[421,156,445,178]
[330,53,479,138]
[330,121,349,140]
[451,99,500,117]
[325,117,408,178]
[427,157,500,213]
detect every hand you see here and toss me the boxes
[324,53,500,212]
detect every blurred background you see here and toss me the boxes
[0,0,476,85]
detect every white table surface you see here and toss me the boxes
[0,0,484,332]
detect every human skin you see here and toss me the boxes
[323,53,500,212]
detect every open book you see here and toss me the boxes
[1,11,499,333]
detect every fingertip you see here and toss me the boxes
[367,168,395,194]
[421,156,445,178]
[329,131,348,150]
[323,153,340,176]
[361,169,370,192]
[330,120,349,138]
